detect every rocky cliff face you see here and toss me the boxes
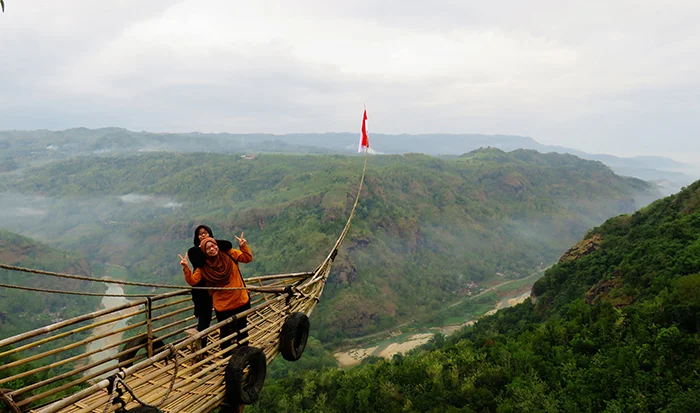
[531,233,603,304]
[558,234,603,264]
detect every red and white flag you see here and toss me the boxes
[358,109,369,153]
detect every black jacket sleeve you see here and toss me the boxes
[188,246,206,271]
[217,239,233,252]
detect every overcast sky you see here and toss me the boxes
[1,1,699,163]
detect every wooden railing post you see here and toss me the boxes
[257,279,267,302]
[146,297,154,357]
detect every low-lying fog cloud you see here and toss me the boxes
[0,192,183,244]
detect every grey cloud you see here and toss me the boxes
[0,0,699,160]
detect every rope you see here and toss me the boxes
[0,281,299,298]
[0,282,160,297]
[0,263,289,291]
[102,345,178,413]
[332,155,367,252]
[0,265,312,299]
[0,388,22,413]
[149,344,179,408]
[101,375,125,413]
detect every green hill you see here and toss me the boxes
[3,127,695,196]
[1,149,655,341]
[249,180,700,412]
[0,230,103,410]
[0,230,101,339]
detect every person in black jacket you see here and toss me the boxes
[187,225,233,339]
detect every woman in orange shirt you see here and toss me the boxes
[179,232,253,353]
[187,225,233,341]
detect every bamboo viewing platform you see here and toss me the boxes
[0,156,367,413]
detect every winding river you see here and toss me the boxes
[85,283,134,379]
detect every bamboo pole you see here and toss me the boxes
[0,319,147,375]
[6,328,155,396]
[4,294,200,392]
[246,272,313,282]
[146,299,154,358]
[0,290,190,351]
[150,296,192,312]
[0,310,146,360]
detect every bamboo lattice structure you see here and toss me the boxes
[0,157,367,413]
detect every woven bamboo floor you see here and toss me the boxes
[43,301,296,413]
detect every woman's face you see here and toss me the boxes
[198,228,211,242]
[204,241,219,257]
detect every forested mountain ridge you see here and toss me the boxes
[0,230,101,340]
[0,127,690,170]
[249,180,700,413]
[0,149,657,341]
[2,127,695,195]
[531,176,700,312]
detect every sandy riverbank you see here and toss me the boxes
[436,320,476,336]
[334,290,532,367]
[333,346,379,367]
[378,333,433,359]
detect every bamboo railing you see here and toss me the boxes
[0,266,331,413]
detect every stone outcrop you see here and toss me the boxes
[584,277,633,308]
[558,234,603,264]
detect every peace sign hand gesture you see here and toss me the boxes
[235,232,247,247]
[178,253,189,268]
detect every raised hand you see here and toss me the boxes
[178,253,189,268]
[234,232,247,246]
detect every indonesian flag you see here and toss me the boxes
[358,109,369,153]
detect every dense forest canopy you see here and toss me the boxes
[0,230,105,410]
[1,142,695,412]
[249,179,700,413]
[0,230,101,339]
[0,149,656,341]
[1,127,695,195]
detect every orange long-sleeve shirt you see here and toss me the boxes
[183,244,253,312]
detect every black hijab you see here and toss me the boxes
[188,225,233,270]
[193,225,214,247]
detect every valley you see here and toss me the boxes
[0,149,656,342]
[332,269,543,367]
